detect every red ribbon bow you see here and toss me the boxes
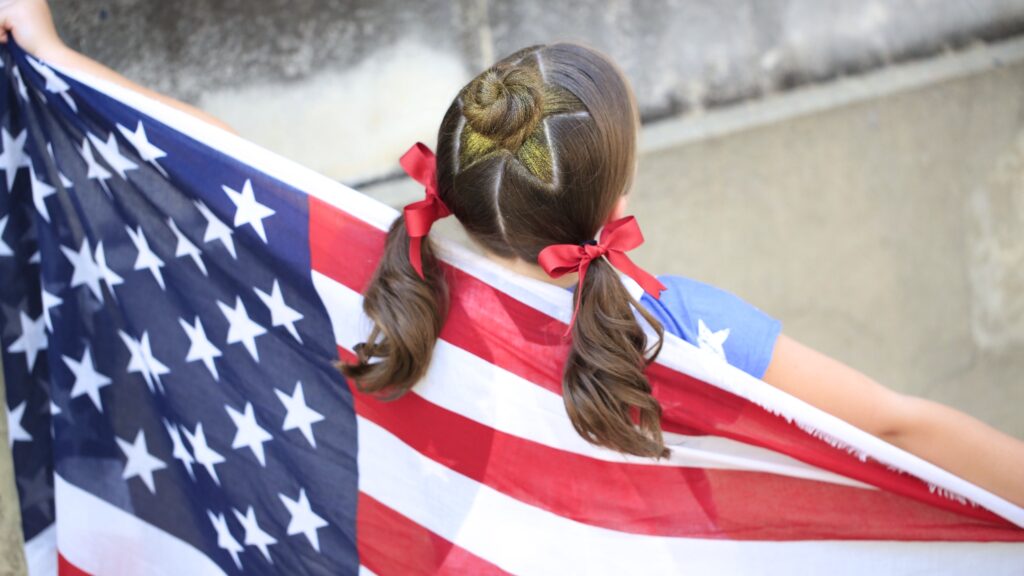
[400,142,452,279]
[538,216,667,333]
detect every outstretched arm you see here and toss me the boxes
[0,0,236,133]
[762,333,1024,508]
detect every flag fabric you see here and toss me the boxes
[0,38,1022,576]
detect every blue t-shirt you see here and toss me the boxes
[639,275,782,379]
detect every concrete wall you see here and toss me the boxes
[51,0,1024,182]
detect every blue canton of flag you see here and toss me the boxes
[0,39,358,575]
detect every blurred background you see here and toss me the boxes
[3,1,1024,570]
[29,0,1024,447]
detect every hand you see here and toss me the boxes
[0,0,66,60]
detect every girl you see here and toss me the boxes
[3,0,1022,508]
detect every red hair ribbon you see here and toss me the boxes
[399,142,452,279]
[538,216,667,333]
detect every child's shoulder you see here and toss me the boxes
[641,274,782,379]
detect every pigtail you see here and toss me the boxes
[338,216,449,399]
[562,258,667,458]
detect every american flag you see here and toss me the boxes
[1,37,1022,576]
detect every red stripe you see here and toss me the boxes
[58,554,91,576]
[310,197,1024,540]
[357,492,510,575]
[342,347,1020,541]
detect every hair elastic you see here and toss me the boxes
[399,142,452,279]
[538,216,666,334]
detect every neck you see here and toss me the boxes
[483,251,578,289]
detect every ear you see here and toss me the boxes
[610,194,629,221]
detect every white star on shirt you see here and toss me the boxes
[232,506,277,563]
[87,132,137,179]
[696,318,730,362]
[28,163,56,223]
[115,429,166,493]
[63,346,112,412]
[0,215,13,257]
[195,200,237,259]
[275,381,324,448]
[163,419,195,481]
[78,137,112,196]
[183,423,225,485]
[226,402,273,466]
[217,296,266,361]
[7,401,32,448]
[8,311,47,372]
[254,279,303,343]
[0,128,29,190]
[167,217,208,276]
[278,488,328,552]
[125,225,166,289]
[119,330,171,393]
[222,179,275,243]
[178,316,221,380]
[207,511,244,569]
[41,287,63,332]
[60,238,103,302]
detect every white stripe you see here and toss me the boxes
[313,270,873,488]
[24,524,56,576]
[49,56,1024,527]
[359,415,1024,575]
[55,474,228,576]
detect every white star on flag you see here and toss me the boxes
[28,163,56,223]
[232,506,278,563]
[125,225,166,289]
[47,143,73,188]
[278,488,328,552]
[6,401,32,448]
[207,511,244,569]
[254,279,303,343]
[60,238,104,302]
[25,55,77,111]
[163,419,196,481]
[217,296,266,361]
[183,422,226,486]
[115,429,166,493]
[0,215,13,257]
[8,311,48,372]
[63,346,112,412]
[0,128,29,190]
[41,287,63,332]
[94,241,124,297]
[178,316,222,380]
[167,217,208,276]
[275,381,324,448]
[87,131,138,179]
[195,200,237,259]
[226,402,273,466]
[78,136,113,197]
[11,66,28,101]
[118,330,171,393]
[117,121,169,177]
[222,179,275,243]
[697,318,730,361]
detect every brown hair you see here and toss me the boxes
[340,43,667,458]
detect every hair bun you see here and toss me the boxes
[463,65,544,151]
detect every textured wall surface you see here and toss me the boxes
[49,0,1024,181]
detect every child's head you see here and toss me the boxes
[342,42,668,459]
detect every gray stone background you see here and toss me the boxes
[3,1,1024,573]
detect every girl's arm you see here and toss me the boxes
[762,333,1024,508]
[0,0,236,134]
